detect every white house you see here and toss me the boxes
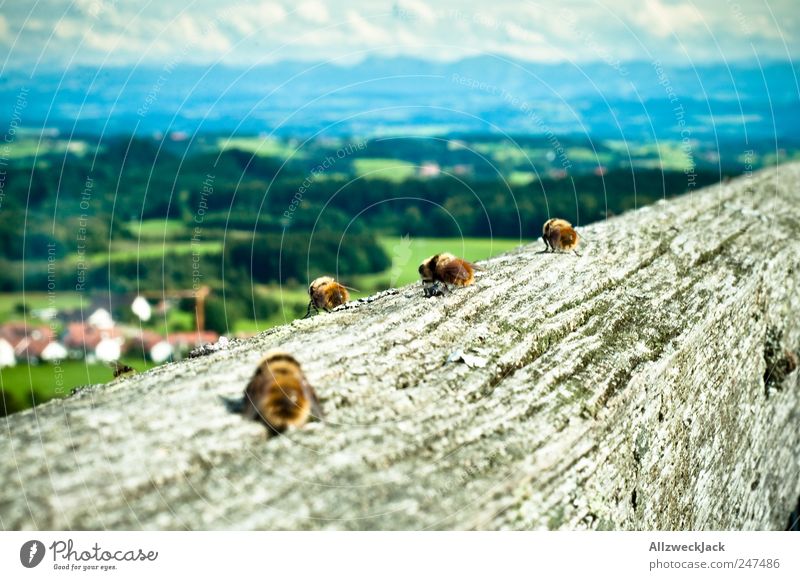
[40,342,68,362]
[94,338,122,363]
[149,341,173,364]
[88,308,114,330]
[131,296,152,322]
[0,338,16,367]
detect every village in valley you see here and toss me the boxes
[0,305,220,367]
[0,291,224,413]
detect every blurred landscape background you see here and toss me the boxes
[1,0,798,413]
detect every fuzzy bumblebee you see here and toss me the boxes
[242,350,323,435]
[542,218,581,255]
[304,276,350,318]
[418,253,475,297]
[110,361,136,379]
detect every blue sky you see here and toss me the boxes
[0,0,797,69]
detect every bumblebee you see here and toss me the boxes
[242,350,322,435]
[418,253,475,297]
[304,276,351,318]
[542,218,581,255]
[110,361,136,379]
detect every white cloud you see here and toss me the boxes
[175,14,231,53]
[741,13,792,41]
[222,2,287,36]
[22,19,46,32]
[505,22,546,45]
[484,38,565,62]
[396,0,437,25]
[53,18,84,39]
[0,0,798,67]
[292,28,342,48]
[630,0,703,39]
[83,29,123,52]
[296,1,330,24]
[0,15,10,43]
[73,0,108,18]
[394,27,425,49]
[346,12,386,44]
[80,24,158,56]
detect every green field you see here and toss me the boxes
[355,235,526,289]
[69,240,223,267]
[605,140,694,171]
[4,137,94,159]
[0,358,155,416]
[126,218,190,240]
[217,137,303,159]
[0,291,86,322]
[508,171,537,186]
[232,285,312,333]
[352,158,418,182]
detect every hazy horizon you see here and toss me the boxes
[1,0,797,72]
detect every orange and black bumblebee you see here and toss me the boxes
[242,350,323,435]
[304,276,351,318]
[418,253,476,297]
[542,218,581,256]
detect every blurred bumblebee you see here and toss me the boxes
[304,276,353,318]
[418,253,475,297]
[110,361,136,379]
[542,218,581,256]
[242,350,323,435]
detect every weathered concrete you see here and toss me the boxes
[1,164,799,530]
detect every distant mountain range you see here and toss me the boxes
[2,57,798,144]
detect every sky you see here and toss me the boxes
[0,0,797,70]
